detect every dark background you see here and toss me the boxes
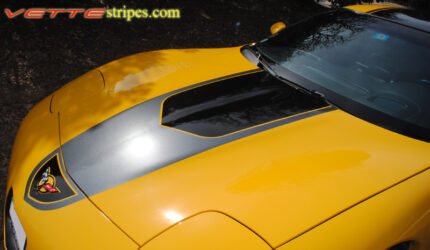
[0,0,428,247]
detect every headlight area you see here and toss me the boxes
[4,190,27,250]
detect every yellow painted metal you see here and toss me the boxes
[6,5,430,248]
[5,96,57,249]
[7,96,58,190]
[57,47,257,144]
[51,69,105,114]
[13,196,138,249]
[5,46,258,248]
[277,167,430,250]
[141,212,271,250]
[270,22,287,35]
[345,4,406,13]
[91,110,430,246]
[5,95,138,248]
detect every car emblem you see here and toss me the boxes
[26,153,78,207]
[36,167,60,193]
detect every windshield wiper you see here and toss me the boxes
[243,44,327,101]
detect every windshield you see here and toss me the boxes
[255,9,430,142]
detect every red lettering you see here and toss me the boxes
[66,9,85,19]
[4,8,107,20]
[84,8,106,19]
[24,9,46,19]
[4,8,25,19]
[46,9,65,19]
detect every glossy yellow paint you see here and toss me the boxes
[141,212,271,250]
[6,4,430,249]
[11,193,137,249]
[91,110,430,247]
[277,167,430,250]
[6,46,257,249]
[56,47,257,144]
[5,96,57,249]
[53,5,404,145]
[6,94,138,248]
[51,69,105,114]
[345,4,405,13]
[270,22,287,35]
[7,96,57,190]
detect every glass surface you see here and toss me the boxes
[255,10,430,141]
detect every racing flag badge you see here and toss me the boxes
[37,167,59,193]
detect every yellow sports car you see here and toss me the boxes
[4,4,430,250]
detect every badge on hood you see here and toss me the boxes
[26,153,77,206]
[37,167,59,193]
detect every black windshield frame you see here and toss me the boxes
[250,9,430,142]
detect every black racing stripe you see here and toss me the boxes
[50,71,336,208]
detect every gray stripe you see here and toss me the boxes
[61,71,336,198]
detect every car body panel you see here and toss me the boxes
[345,4,405,13]
[57,47,258,144]
[6,96,58,190]
[140,212,271,250]
[10,194,138,249]
[5,96,138,248]
[5,4,430,249]
[90,109,430,246]
[58,70,332,202]
[277,166,430,250]
[51,69,105,114]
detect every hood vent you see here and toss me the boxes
[162,72,328,137]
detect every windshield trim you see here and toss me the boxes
[268,59,430,142]
[369,8,430,34]
[243,9,430,142]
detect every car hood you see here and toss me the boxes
[68,109,429,247]
[55,47,430,247]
